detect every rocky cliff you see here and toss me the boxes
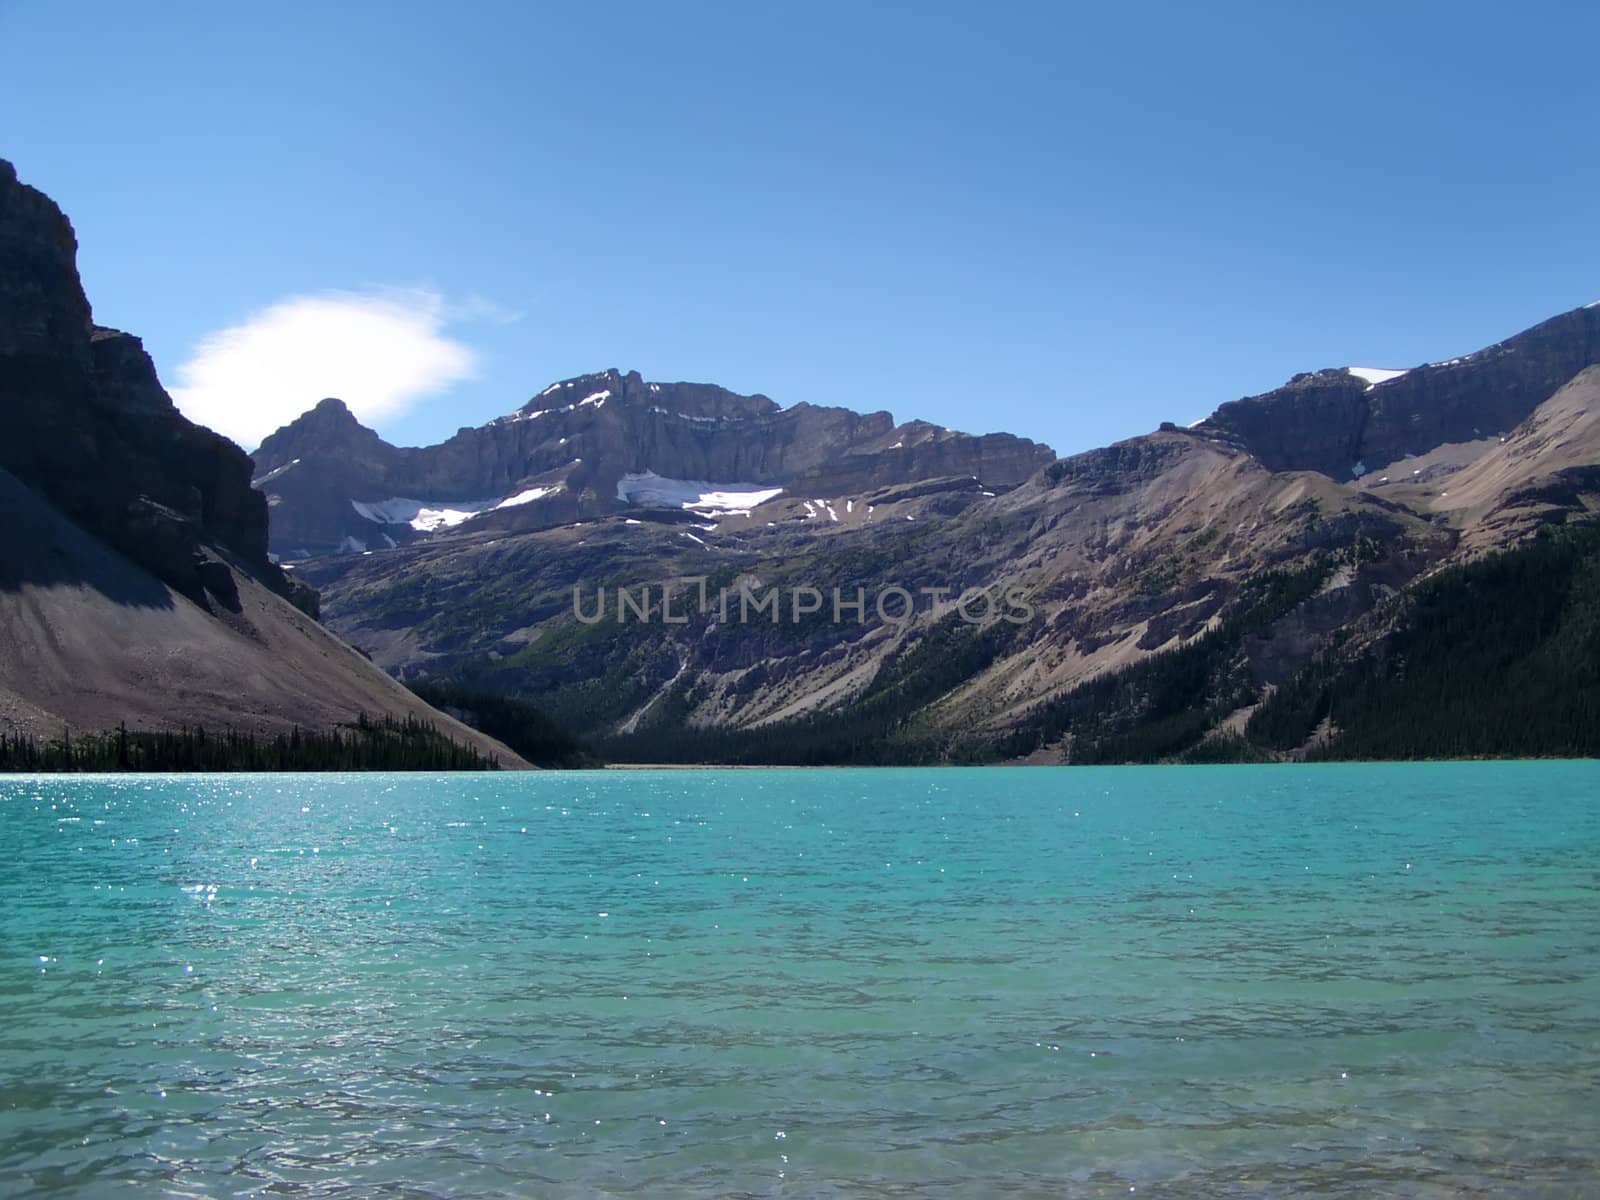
[0,159,313,615]
[253,367,1055,558]
[293,303,1600,765]
[0,159,526,763]
[261,304,1600,565]
[1198,304,1600,479]
[13,149,1595,766]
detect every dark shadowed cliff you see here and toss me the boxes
[0,159,528,764]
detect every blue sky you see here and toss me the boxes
[3,0,1597,455]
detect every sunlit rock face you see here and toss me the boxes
[1197,305,1600,479]
[287,301,1600,759]
[251,366,1055,560]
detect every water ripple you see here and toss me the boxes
[2,763,1598,1197]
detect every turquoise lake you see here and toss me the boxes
[1,763,1597,1197]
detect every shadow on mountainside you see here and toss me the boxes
[0,468,176,610]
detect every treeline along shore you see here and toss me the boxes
[0,713,502,773]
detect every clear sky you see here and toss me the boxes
[3,0,1597,455]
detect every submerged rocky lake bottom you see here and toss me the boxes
[1,763,1597,1197]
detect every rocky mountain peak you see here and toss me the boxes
[254,365,1055,558]
[510,368,782,424]
[515,369,623,416]
[291,396,364,433]
[1196,304,1600,478]
[0,158,307,613]
[254,397,390,469]
[0,158,92,374]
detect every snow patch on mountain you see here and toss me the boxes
[496,485,561,509]
[253,458,301,486]
[353,482,564,531]
[506,388,609,422]
[1348,366,1409,388]
[352,497,497,531]
[648,406,723,423]
[615,471,784,515]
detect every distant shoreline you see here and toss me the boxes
[3,756,1595,777]
[600,756,1600,769]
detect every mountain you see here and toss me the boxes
[1198,305,1600,478]
[15,144,1589,766]
[252,368,1054,559]
[1241,516,1600,762]
[281,302,1600,764]
[0,159,528,766]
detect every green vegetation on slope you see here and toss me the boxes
[567,556,1342,766]
[0,713,501,773]
[380,520,1600,767]
[1247,521,1600,760]
[407,682,601,768]
[593,612,1023,765]
[988,555,1337,763]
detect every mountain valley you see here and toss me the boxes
[275,306,1600,762]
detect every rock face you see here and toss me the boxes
[293,300,1600,765]
[253,367,1055,558]
[1199,304,1600,479]
[251,398,403,558]
[0,158,525,762]
[0,159,308,614]
[263,305,1600,562]
[13,148,1598,765]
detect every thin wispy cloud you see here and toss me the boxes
[169,288,487,449]
[444,293,526,326]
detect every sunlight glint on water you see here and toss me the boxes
[1,763,1597,1197]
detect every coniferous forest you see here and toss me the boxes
[0,713,501,773]
[593,556,1341,765]
[591,521,1600,765]
[406,682,601,768]
[1246,520,1600,760]
[6,524,1594,772]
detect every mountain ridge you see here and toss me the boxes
[286,302,1600,763]
[257,298,1600,569]
[0,158,531,766]
[1194,303,1600,477]
[253,366,1056,559]
[10,150,1598,766]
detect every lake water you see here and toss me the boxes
[1,763,1597,1198]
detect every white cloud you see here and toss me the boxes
[169,288,482,449]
